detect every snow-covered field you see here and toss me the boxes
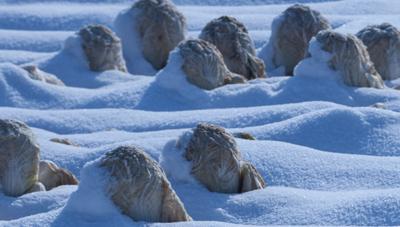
[1,0,400,226]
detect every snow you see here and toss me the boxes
[258,10,285,75]
[293,37,339,80]
[61,159,130,223]
[1,0,400,226]
[114,7,157,75]
[0,186,75,221]
[160,131,199,185]
[153,49,211,103]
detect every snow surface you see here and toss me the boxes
[1,0,400,226]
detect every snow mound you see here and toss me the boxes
[242,107,400,156]
[114,7,156,75]
[61,159,128,223]
[37,34,137,88]
[160,131,198,185]
[293,37,338,80]
[258,12,286,76]
[153,49,209,102]
[1,57,400,111]
[0,185,75,221]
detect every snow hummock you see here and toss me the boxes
[0,185,75,221]
[114,7,157,75]
[160,130,199,185]
[60,159,133,225]
[153,49,209,102]
[36,34,137,88]
[258,12,285,76]
[294,37,340,81]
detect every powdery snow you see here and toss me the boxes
[114,7,158,75]
[1,0,400,226]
